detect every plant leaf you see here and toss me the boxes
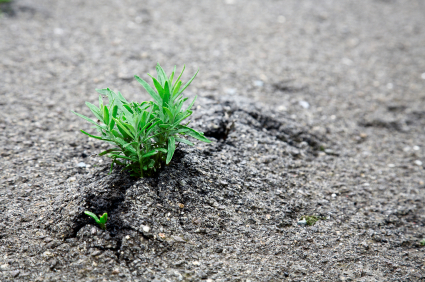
[134,75,162,105]
[113,118,134,138]
[173,65,185,90]
[175,137,194,146]
[176,69,198,97]
[99,213,108,224]
[142,149,158,158]
[72,111,106,130]
[110,154,137,161]
[103,105,109,125]
[186,96,197,112]
[148,74,164,98]
[80,130,109,141]
[85,102,103,121]
[166,136,176,164]
[156,63,168,86]
[84,211,100,223]
[99,148,121,156]
[182,126,211,143]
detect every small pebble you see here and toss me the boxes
[388,164,395,168]
[332,193,337,198]
[297,219,307,226]
[253,80,264,87]
[413,146,420,151]
[142,225,150,233]
[77,162,86,168]
[414,160,423,166]
[299,100,310,109]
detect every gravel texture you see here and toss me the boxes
[1,0,425,281]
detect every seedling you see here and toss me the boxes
[420,239,425,246]
[300,215,326,226]
[73,63,211,177]
[85,211,108,230]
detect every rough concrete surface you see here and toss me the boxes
[1,0,425,281]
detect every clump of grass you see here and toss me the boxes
[73,63,211,177]
[420,239,425,246]
[301,215,326,226]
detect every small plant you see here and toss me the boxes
[420,239,425,246]
[85,211,108,230]
[300,215,326,226]
[73,63,211,177]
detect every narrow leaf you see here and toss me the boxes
[142,149,158,158]
[173,65,185,89]
[103,105,109,125]
[182,126,211,143]
[113,118,133,138]
[99,148,121,156]
[134,75,162,105]
[176,69,198,96]
[175,137,194,146]
[85,102,103,121]
[80,130,109,141]
[148,74,164,98]
[156,63,168,86]
[84,211,100,223]
[166,136,176,164]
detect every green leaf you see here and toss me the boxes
[176,69,198,97]
[72,111,107,130]
[173,65,185,90]
[142,149,158,158]
[103,105,109,125]
[164,107,174,123]
[134,75,162,105]
[80,130,109,141]
[163,81,171,107]
[111,129,122,138]
[173,81,182,96]
[99,148,121,156]
[156,148,168,153]
[85,102,103,122]
[123,104,134,114]
[175,137,194,146]
[186,96,197,111]
[173,112,191,126]
[166,136,176,164]
[110,154,137,161]
[110,105,118,130]
[113,118,134,138]
[84,211,100,223]
[169,65,176,87]
[148,74,164,98]
[156,63,168,86]
[99,213,108,225]
[182,126,211,143]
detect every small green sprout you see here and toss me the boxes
[420,239,425,246]
[301,215,326,226]
[85,211,108,230]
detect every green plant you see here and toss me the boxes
[85,211,108,230]
[420,239,425,246]
[301,215,325,226]
[72,63,211,177]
